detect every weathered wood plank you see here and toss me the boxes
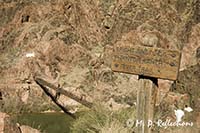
[111,45,181,80]
[35,77,93,108]
[137,77,158,133]
[35,78,76,119]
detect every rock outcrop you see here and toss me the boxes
[0,112,20,133]
[0,1,200,132]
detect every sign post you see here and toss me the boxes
[111,45,181,133]
[137,76,157,133]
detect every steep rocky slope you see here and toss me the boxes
[0,0,200,132]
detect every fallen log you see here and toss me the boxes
[34,77,93,109]
[35,79,76,119]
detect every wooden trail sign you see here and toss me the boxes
[111,45,181,133]
[111,45,181,80]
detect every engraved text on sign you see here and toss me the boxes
[111,45,181,80]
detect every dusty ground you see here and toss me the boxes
[0,0,200,132]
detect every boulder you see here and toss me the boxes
[0,112,7,133]
[20,125,40,133]
[180,24,200,71]
[0,112,20,133]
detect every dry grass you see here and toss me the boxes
[71,104,135,133]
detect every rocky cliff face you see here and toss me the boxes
[0,0,200,132]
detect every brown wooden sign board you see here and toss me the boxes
[111,45,181,80]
